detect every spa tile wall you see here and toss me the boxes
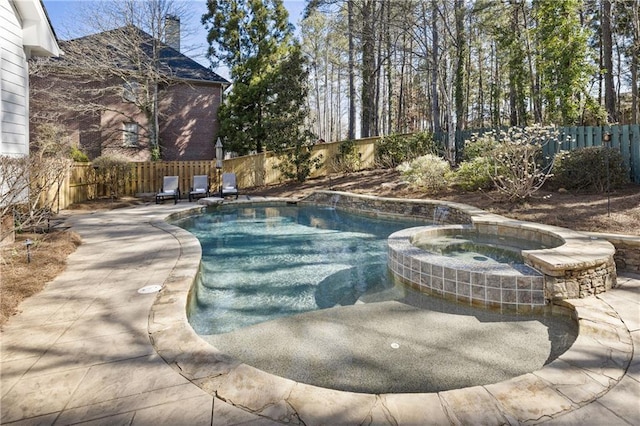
[388,230,546,312]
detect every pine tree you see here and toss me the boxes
[202,0,311,156]
[533,0,593,124]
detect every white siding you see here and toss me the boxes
[1,0,29,157]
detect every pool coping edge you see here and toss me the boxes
[148,194,633,425]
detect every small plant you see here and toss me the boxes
[91,155,131,199]
[69,147,89,162]
[396,154,450,192]
[462,133,500,161]
[331,139,361,173]
[551,146,629,192]
[453,157,495,191]
[375,132,437,168]
[275,139,323,183]
[150,145,161,161]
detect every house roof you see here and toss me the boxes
[11,0,61,57]
[62,25,229,86]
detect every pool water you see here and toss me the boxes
[175,204,579,393]
[414,234,546,264]
[178,205,425,335]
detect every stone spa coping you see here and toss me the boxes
[148,193,632,424]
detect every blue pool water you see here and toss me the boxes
[175,203,578,393]
[177,205,426,335]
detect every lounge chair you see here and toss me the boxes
[156,176,180,204]
[220,172,239,199]
[189,175,210,202]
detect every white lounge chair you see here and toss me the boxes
[156,176,180,204]
[220,173,239,199]
[189,175,210,202]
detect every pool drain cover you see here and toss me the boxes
[138,285,162,294]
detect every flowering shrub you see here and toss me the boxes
[396,154,450,192]
[469,126,559,201]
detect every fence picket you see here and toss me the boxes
[632,125,640,183]
[621,126,632,176]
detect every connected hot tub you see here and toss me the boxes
[388,220,618,312]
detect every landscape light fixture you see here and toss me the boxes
[603,132,611,217]
[25,239,33,263]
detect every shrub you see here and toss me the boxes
[479,126,559,201]
[462,133,500,161]
[70,147,89,162]
[92,155,132,199]
[331,139,361,173]
[1,123,73,235]
[275,140,323,183]
[396,154,450,192]
[453,157,495,191]
[551,146,629,192]
[375,132,437,168]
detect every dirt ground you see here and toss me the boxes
[246,168,640,237]
[1,230,81,325]
[2,168,638,326]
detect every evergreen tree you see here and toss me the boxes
[202,0,312,156]
[533,0,594,124]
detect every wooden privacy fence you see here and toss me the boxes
[50,126,638,211]
[440,124,640,184]
[224,137,378,189]
[543,125,640,184]
[49,137,379,210]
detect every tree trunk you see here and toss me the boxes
[454,0,465,131]
[431,0,441,135]
[347,0,356,140]
[632,1,640,124]
[360,0,375,138]
[398,33,406,133]
[602,0,617,122]
[386,0,393,135]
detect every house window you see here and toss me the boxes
[123,122,139,147]
[122,81,139,102]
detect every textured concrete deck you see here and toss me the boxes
[1,199,639,425]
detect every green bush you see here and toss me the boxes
[462,133,500,161]
[551,147,629,191]
[275,140,323,183]
[396,154,450,192]
[69,147,89,162]
[375,132,437,168]
[453,157,495,191]
[331,139,361,173]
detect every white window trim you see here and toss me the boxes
[123,122,139,147]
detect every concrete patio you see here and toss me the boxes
[1,200,638,425]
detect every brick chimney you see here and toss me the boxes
[164,15,180,52]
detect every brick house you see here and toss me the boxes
[30,18,229,161]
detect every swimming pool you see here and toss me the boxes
[175,203,578,393]
[178,205,424,335]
